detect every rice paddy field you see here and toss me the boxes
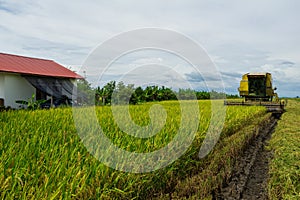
[0,100,270,199]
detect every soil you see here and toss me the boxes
[214,116,278,200]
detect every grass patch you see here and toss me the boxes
[268,99,300,199]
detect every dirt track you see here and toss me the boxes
[214,116,278,200]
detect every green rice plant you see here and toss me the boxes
[0,100,266,199]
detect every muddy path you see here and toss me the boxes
[214,116,278,200]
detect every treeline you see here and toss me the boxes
[77,80,239,105]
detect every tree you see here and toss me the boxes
[111,81,135,105]
[196,91,210,99]
[130,86,144,104]
[95,81,116,105]
[178,88,196,100]
[76,79,95,105]
[92,79,236,106]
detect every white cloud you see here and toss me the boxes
[0,0,299,96]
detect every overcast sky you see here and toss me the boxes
[0,0,299,96]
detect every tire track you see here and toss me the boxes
[215,116,278,200]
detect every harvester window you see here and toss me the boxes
[248,77,266,97]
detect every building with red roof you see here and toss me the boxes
[0,52,83,108]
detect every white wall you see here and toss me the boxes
[4,73,36,109]
[0,73,4,99]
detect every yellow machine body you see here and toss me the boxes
[225,72,285,115]
[238,72,276,101]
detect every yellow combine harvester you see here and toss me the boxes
[225,72,286,114]
[239,72,278,101]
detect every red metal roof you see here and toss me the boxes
[0,52,82,79]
